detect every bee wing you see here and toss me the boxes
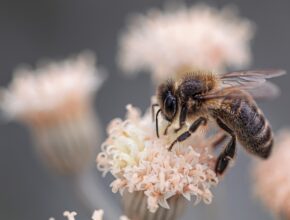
[198,82,281,101]
[220,69,286,88]
[245,81,281,100]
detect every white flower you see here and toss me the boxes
[0,51,104,120]
[63,211,77,220]
[92,210,104,220]
[118,4,254,82]
[253,130,290,217]
[0,51,105,174]
[97,104,219,213]
[56,210,129,220]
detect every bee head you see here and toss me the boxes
[157,80,178,122]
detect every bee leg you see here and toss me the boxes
[211,133,228,149]
[163,123,172,135]
[168,117,207,151]
[174,105,188,133]
[215,118,236,175]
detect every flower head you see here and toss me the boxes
[57,210,129,220]
[97,104,219,213]
[0,51,104,174]
[253,130,290,217]
[0,51,104,122]
[118,4,254,82]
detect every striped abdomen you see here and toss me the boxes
[212,90,273,158]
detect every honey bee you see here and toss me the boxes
[152,69,286,175]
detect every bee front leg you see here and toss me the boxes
[215,118,236,175]
[163,123,172,135]
[174,105,188,133]
[168,117,207,151]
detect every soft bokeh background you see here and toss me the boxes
[0,0,289,219]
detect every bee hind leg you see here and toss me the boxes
[210,133,228,149]
[215,118,236,175]
[168,117,207,151]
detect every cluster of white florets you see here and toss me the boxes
[97,105,218,213]
[118,4,254,82]
[0,51,104,119]
[50,210,129,220]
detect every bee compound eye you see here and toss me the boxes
[164,95,176,116]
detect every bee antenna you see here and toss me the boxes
[155,109,162,138]
[151,103,159,122]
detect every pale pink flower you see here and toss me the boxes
[118,4,254,82]
[97,104,219,213]
[55,210,129,220]
[0,52,104,174]
[0,51,104,120]
[63,211,77,220]
[92,210,104,220]
[253,130,290,218]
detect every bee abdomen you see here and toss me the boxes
[250,115,266,136]
[236,101,273,158]
[213,93,274,159]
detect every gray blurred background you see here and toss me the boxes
[0,0,290,219]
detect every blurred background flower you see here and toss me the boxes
[51,210,129,220]
[0,51,104,174]
[117,4,254,83]
[252,130,290,219]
